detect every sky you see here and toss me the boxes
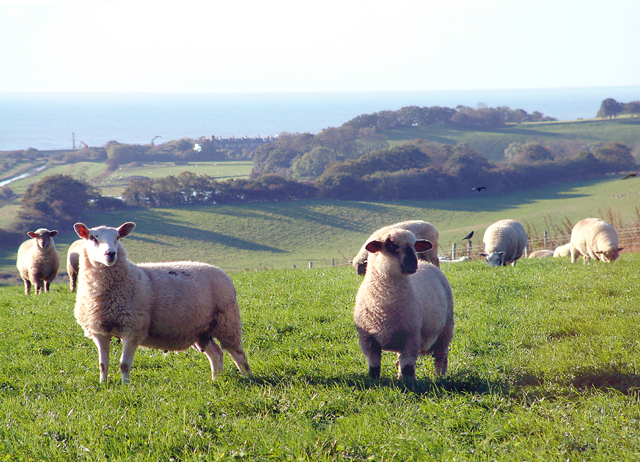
[1,0,639,93]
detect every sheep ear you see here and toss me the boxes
[74,223,90,240]
[618,247,624,251]
[27,231,37,238]
[479,252,487,257]
[118,222,136,238]
[50,230,58,237]
[365,240,384,254]
[414,240,433,252]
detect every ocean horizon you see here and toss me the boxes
[1,86,639,152]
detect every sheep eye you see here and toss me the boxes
[386,242,399,253]
[89,235,98,245]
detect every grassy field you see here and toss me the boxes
[1,175,640,286]
[385,117,640,162]
[1,254,639,460]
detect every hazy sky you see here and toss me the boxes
[1,0,639,93]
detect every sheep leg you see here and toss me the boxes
[397,349,419,380]
[23,279,31,295]
[222,345,251,376]
[119,338,138,384]
[92,334,111,383]
[44,281,51,293]
[196,338,224,380]
[358,331,382,379]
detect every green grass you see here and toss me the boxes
[2,255,640,460]
[385,117,640,161]
[97,161,253,196]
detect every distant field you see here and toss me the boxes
[97,161,253,196]
[1,175,639,286]
[385,117,640,162]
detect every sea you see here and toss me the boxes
[1,86,639,152]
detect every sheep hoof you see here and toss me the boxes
[368,366,381,380]
[400,364,415,380]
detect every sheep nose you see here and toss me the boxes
[105,250,116,261]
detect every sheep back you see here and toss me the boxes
[570,218,622,263]
[528,249,554,258]
[481,219,527,267]
[75,245,243,352]
[553,243,571,257]
[352,220,440,275]
[67,239,85,292]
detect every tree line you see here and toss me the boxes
[597,98,640,119]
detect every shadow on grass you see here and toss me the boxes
[571,365,640,395]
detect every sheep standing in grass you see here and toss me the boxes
[73,222,250,383]
[16,228,59,295]
[479,219,527,267]
[353,220,440,275]
[354,228,454,380]
[66,239,84,292]
[570,218,623,263]
[528,250,554,259]
[553,243,571,258]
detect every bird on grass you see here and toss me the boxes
[462,231,474,240]
[622,173,638,180]
[472,186,486,191]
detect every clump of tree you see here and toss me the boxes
[597,98,640,119]
[0,174,126,249]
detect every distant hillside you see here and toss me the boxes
[384,117,640,162]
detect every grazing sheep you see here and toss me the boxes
[528,249,554,259]
[479,219,527,267]
[73,222,250,383]
[553,243,571,257]
[353,220,440,275]
[354,227,454,380]
[570,218,623,263]
[66,239,84,292]
[16,228,60,295]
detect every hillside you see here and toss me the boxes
[1,175,639,286]
[384,117,640,162]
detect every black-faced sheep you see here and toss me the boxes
[570,218,623,263]
[479,219,527,267]
[352,220,440,275]
[73,222,250,383]
[66,239,84,292]
[353,227,454,380]
[16,228,60,295]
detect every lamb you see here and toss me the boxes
[479,219,527,267]
[528,249,554,258]
[553,243,571,257]
[73,222,250,383]
[66,239,84,292]
[352,220,440,275]
[353,227,454,380]
[570,218,623,263]
[16,228,60,295]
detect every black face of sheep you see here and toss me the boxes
[365,238,433,274]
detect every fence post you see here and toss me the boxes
[544,231,548,247]
[452,243,456,260]
[331,259,335,266]
[467,240,472,257]
[309,262,313,269]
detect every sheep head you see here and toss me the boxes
[365,230,432,275]
[596,247,623,263]
[27,228,58,249]
[479,251,505,267]
[74,222,136,267]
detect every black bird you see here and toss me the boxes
[472,186,486,191]
[622,173,638,180]
[462,231,474,241]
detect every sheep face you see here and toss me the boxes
[596,248,623,263]
[365,237,432,275]
[74,222,136,267]
[479,251,504,267]
[27,229,58,249]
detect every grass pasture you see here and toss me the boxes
[385,117,640,162]
[1,255,640,460]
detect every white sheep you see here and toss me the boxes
[353,227,454,380]
[553,243,571,257]
[73,222,250,383]
[16,228,60,295]
[66,239,84,292]
[479,219,527,267]
[528,249,554,258]
[570,218,623,263]
[352,220,440,275]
